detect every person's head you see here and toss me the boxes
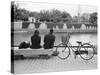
[50,29,54,34]
[34,30,39,35]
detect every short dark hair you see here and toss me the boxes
[50,29,53,34]
[34,30,39,35]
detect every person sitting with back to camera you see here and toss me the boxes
[43,29,56,49]
[30,30,42,49]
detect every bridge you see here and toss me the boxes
[11,21,97,30]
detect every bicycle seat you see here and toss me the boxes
[76,41,82,44]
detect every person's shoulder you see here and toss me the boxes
[31,35,34,38]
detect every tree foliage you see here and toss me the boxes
[11,2,29,22]
[89,12,97,24]
[11,2,72,23]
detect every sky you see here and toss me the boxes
[15,1,97,17]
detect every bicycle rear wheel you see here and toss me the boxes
[56,43,70,60]
[79,43,95,60]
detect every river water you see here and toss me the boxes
[14,32,97,46]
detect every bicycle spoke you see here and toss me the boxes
[80,43,94,60]
[56,43,70,60]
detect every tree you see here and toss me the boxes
[89,12,97,24]
[39,10,50,22]
[72,16,78,23]
[11,1,18,22]
[38,9,72,23]
[61,11,72,23]
[11,2,30,21]
[80,13,90,23]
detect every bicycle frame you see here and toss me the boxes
[69,42,81,52]
[63,41,82,54]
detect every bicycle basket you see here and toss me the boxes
[61,35,69,44]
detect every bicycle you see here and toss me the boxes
[56,36,95,60]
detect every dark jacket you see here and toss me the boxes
[43,34,55,49]
[30,35,41,49]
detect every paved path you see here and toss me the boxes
[14,54,97,74]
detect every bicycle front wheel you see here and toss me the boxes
[79,43,95,60]
[56,43,70,60]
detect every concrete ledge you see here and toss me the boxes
[12,45,97,60]
[13,48,53,57]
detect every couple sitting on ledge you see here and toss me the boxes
[19,29,55,49]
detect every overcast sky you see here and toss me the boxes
[15,1,97,17]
